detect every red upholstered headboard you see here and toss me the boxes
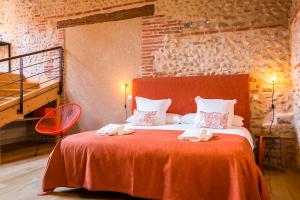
[132,74,250,129]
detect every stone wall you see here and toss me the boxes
[0,0,154,74]
[0,0,153,55]
[291,0,300,19]
[0,1,6,60]
[157,0,289,27]
[0,0,298,167]
[0,0,4,32]
[290,0,300,167]
[142,0,296,166]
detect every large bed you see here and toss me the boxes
[40,75,269,200]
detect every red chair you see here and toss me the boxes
[34,103,82,156]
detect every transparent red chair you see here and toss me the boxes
[34,103,82,156]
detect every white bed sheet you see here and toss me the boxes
[126,123,254,149]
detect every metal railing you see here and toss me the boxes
[0,46,64,114]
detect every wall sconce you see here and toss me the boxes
[271,75,277,84]
[121,83,128,119]
[269,75,276,135]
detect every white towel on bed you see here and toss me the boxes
[178,128,213,142]
[96,124,134,136]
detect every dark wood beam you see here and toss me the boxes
[57,4,155,29]
[0,41,10,46]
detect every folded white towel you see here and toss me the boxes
[96,124,134,136]
[118,127,135,135]
[178,128,213,142]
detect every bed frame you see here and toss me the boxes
[132,74,250,129]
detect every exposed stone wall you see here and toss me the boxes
[0,0,63,79]
[0,0,154,75]
[291,0,300,19]
[0,0,153,55]
[147,27,298,166]
[0,0,4,30]
[290,0,300,167]
[0,0,298,166]
[0,1,6,60]
[156,0,290,28]
[141,0,296,166]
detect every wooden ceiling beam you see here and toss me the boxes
[57,4,155,29]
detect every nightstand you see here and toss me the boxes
[254,134,283,171]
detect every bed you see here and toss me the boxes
[40,74,269,200]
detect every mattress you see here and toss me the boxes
[127,123,254,149]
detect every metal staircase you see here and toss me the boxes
[0,47,63,127]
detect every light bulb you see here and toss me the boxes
[121,83,128,90]
[271,75,277,83]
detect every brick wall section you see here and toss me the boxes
[290,0,300,168]
[141,15,166,75]
[0,0,299,167]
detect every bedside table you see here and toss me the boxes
[254,134,283,170]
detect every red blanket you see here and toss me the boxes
[41,129,269,200]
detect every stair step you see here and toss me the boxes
[0,73,23,81]
[0,97,16,104]
[0,82,60,127]
[0,89,34,97]
[0,81,39,90]
[0,99,13,104]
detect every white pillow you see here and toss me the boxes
[194,111,229,129]
[181,113,196,124]
[127,113,182,124]
[181,113,244,127]
[126,115,135,123]
[132,110,157,126]
[195,96,237,128]
[166,113,182,124]
[232,115,244,127]
[135,96,171,125]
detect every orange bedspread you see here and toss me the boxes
[41,129,269,200]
